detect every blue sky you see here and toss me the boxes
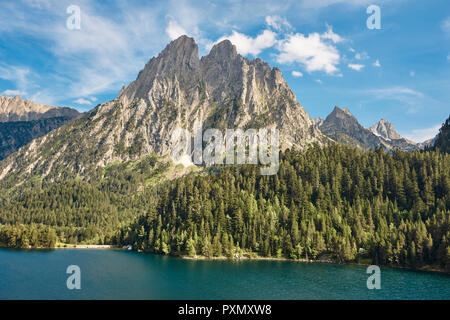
[0,0,448,142]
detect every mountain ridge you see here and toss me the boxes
[0,36,324,186]
[317,106,421,151]
[0,94,79,122]
[0,95,80,160]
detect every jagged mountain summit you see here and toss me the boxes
[318,106,379,150]
[0,94,79,122]
[317,106,420,151]
[0,35,324,184]
[117,36,324,154]
[369,119,403,141]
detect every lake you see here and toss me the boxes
[0,248,449,299]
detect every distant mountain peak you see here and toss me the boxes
[369,119,403,141]
[0,94,79,122]
[330,106,355,119]
[318,106,420,151]
[321,106,364,138]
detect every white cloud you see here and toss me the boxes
[373,59,381,67]
[409,70,415,77]
[265,15,292,31]
[364,86,430,114]
[74,98,92,105]
[0,2,375,106]
[2,89,27,96]
[277,32,340,74]
[447,53,450,61]
[441,17,450,33]
[166,19,188,40]
[348,63,365,71]
[215,29,277,56]
[315,79,322,84]
[0,64,52,102]
[404,124,441,143]
[90,97,97,102]
[367,86,424,98]
[321,24,343,43]
[0,64,32,92]
[355,51,369,60]
[299,0,380,9]
[291,70,303,77]
[28,90,58,106]
[0,1,165,102]
[24,0,51,9]
[349,47,355,52]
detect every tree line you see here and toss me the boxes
[115,145,449,271]
[0,144,448,271]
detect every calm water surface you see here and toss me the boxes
[0,248,449,299]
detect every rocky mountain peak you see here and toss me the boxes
[118,35,201,103]
[206,40,238,61]
[330,106,354,119]
[159,35,199,67]
[320,106,362,137]
[0,36,325,184]
[319,106,422,151]
[369,119,402,141]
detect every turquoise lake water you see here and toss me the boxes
[0,248,449,299]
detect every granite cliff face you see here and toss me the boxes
[0,36,324,184]
[117,36,324,154]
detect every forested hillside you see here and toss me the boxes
[115,145,449,271]
[431,115,450,153]
[0,154,169,246]
[1,145,448,271]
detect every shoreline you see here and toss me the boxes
[178,254,449,275]
[1,245,447,275]
[54,244,117,249]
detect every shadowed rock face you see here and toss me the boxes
[0,35,324,184]
[0,95,80,160]
[318,106,420,151]
[0,116,76,160]
[0,94,79,122]
[427,115,450,153]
